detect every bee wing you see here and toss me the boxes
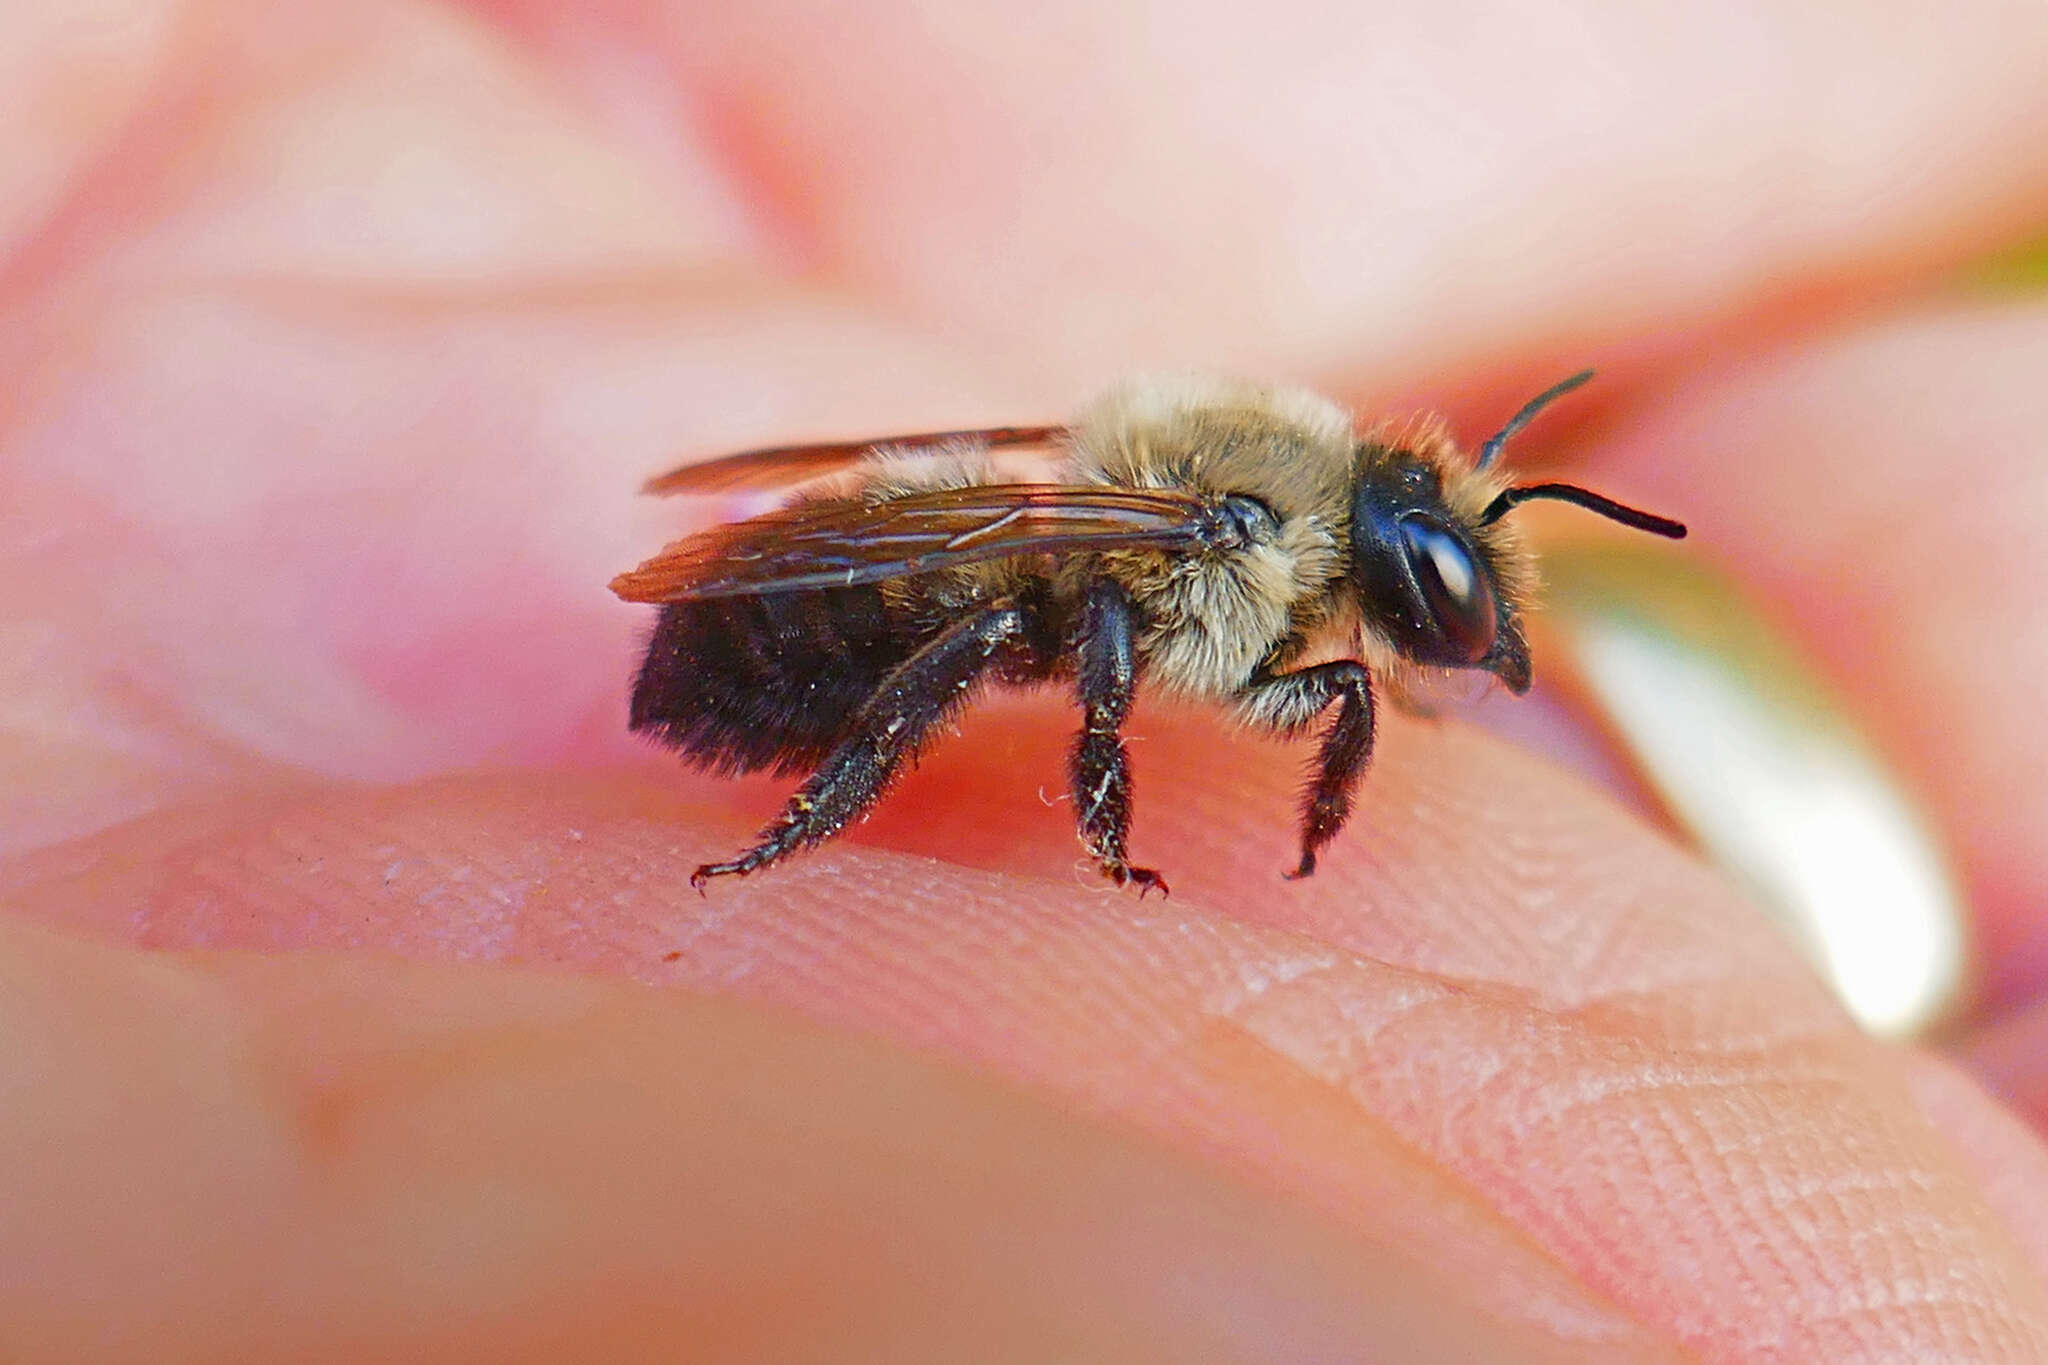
[611,483,1231,602]
[640,425,1068,495]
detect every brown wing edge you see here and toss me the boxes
[639,425,1067,495]
[609,483,1226,603]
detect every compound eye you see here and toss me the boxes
[1398,517,1497,663]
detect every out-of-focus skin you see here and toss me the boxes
[6,1,2048,1359]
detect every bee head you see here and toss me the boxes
[1348,372,1686,693]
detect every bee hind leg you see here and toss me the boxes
[1069,578,1167,896]
[691,603,1030,890]
[1235,661,1376,879]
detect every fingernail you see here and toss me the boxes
[1537,539,1968,1038]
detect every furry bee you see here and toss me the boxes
[613,371,1684,894]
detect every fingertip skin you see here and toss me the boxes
[1908,1050,2048,1288]
[0,916,1663,1364]
[8,725,2048,1359]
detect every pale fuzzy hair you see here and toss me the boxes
[856,441,1000,498]
[1065,375,1359,701]
[1076,374,1356,457]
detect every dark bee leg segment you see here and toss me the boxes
[1236,661,1376,879]
[691,604,1029,889]
[1070,578,1166,896]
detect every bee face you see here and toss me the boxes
[1347,452,1533,692]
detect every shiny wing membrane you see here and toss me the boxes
[641,425,1067,495]
[611,484,1229,602]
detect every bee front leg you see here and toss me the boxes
[692,603,1029,890]
[1070,577,1167,896]
[1235,661,1376,879]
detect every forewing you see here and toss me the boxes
[641,425,1067,495]
[610,484,1227,602]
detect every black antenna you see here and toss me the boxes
[1476,369,1595,469]
[1481,482,1687,538]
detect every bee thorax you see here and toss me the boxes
[1130,518,1344,698]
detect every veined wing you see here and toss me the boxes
[611,483,1236,602]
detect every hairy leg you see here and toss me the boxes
[1069,578,1166,895]
[1236,661,1377,879]
[693,603,1029,888]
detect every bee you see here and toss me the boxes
[612,371,1685,894]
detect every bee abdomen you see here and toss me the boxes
[629,587,923,776]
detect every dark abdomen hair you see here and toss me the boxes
[629,585,935,777]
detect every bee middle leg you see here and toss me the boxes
[691,602,1030,889]
[1236,661,1376,880]
[1069,577,1167,896]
